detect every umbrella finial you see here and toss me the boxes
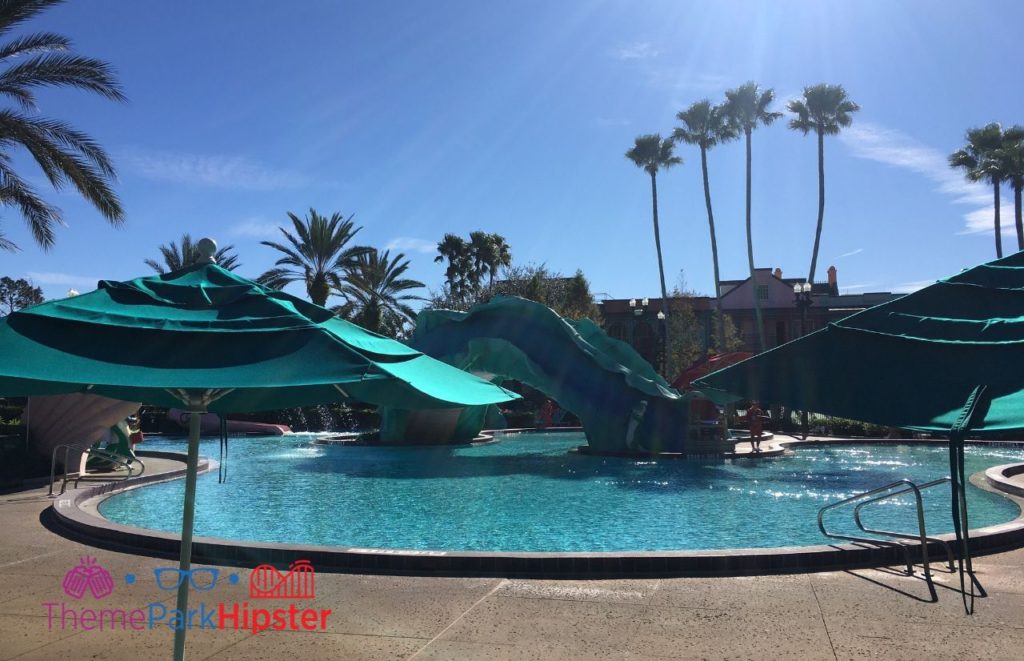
[196,238,218,264]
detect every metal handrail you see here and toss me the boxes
[49,444,145,497]
[853,477,955,572]
[74,448,144,487]
[49,444,77,497]
[817,478,933,576]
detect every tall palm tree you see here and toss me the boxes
[434,232,471,299]
[144,233,240,273]
[258,208,371,306]
[338,249,425,337]
[999,126,1024,252]
[626,133,681,376]
[485,233,512,288]
[787,84,860,286]
[673,100,737,354]
[468,231,494,287]
[723,82,782,352]
[465,231,513,289]
[950,123,1007,258]
[0,0,126,252]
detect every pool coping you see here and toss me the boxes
[45,438,1024,578]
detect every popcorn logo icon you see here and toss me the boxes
[62,556,114,600]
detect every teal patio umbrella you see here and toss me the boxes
[696,250,1024,612]
[0,245,516,659]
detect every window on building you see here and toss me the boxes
[775,321,787,346]
[757,285,769,301]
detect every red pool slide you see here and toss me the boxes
[167,408,291,436]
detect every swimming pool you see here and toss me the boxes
[98,432,1024,553]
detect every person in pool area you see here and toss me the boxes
[540,399,555,428]
[747,401,766,452]
[625,400,648,451]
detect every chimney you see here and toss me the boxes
[773,268,782,279]
[827,265,838,295]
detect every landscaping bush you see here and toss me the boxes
[806,413,893,437]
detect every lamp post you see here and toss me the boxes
[793,282,813,335]
[793,282,813,438]
[628,297,667,374]
[657,309,667,374]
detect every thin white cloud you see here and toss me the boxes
[959,204,1018,236]
[385,237,435,254]
[837,248,863,258]
[229,218,282,239]
[120,148,310,191]
[772,89,801,114]
[840,282,875,291]
[26,271,102,289]
[892,279,936,293]
[613,41,659,61]
[838,122,998,235]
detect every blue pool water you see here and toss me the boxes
[98,432,1024,552]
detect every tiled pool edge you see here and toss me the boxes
[46,442,1024,578]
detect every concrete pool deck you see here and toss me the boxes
[3,445,1024,659]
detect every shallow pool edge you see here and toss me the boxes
[43,439,1024,578]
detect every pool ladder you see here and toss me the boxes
[818,477,954,579]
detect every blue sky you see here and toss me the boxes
[2,0,1022,303]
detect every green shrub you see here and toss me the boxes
[806,413,892,437]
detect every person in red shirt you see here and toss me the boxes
[747,401,766,452]
[540,400,555,428]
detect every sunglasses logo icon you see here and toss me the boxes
[153,568,221,592]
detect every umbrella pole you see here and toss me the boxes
[172,402,203,661]
[948,385,988,616]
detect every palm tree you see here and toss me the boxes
[258,208,371,306]
[0,0,126,252]
[434,232,472,300]
[950,123,1007,258]
[723,82,782,352]
[144,233,240,273]
[468,231,494,287]
[484,233,512,288]
[626,133,681,376]
[787,84,860,286]
[466,231,513,290]
[673,100,737,354]
[338,249,425,337]
[999,126,1024,252]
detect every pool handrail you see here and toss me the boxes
[817,478,935,577]
[852,477,955,572]
[49,443,145,496]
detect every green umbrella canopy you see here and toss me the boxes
[695,251,1024,434]
[695,251,1024,613]
[0,252,518,661]
[0,262,517,411]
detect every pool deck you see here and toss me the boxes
[3,445,1024,659]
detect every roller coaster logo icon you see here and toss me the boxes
[248,560,316,600]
